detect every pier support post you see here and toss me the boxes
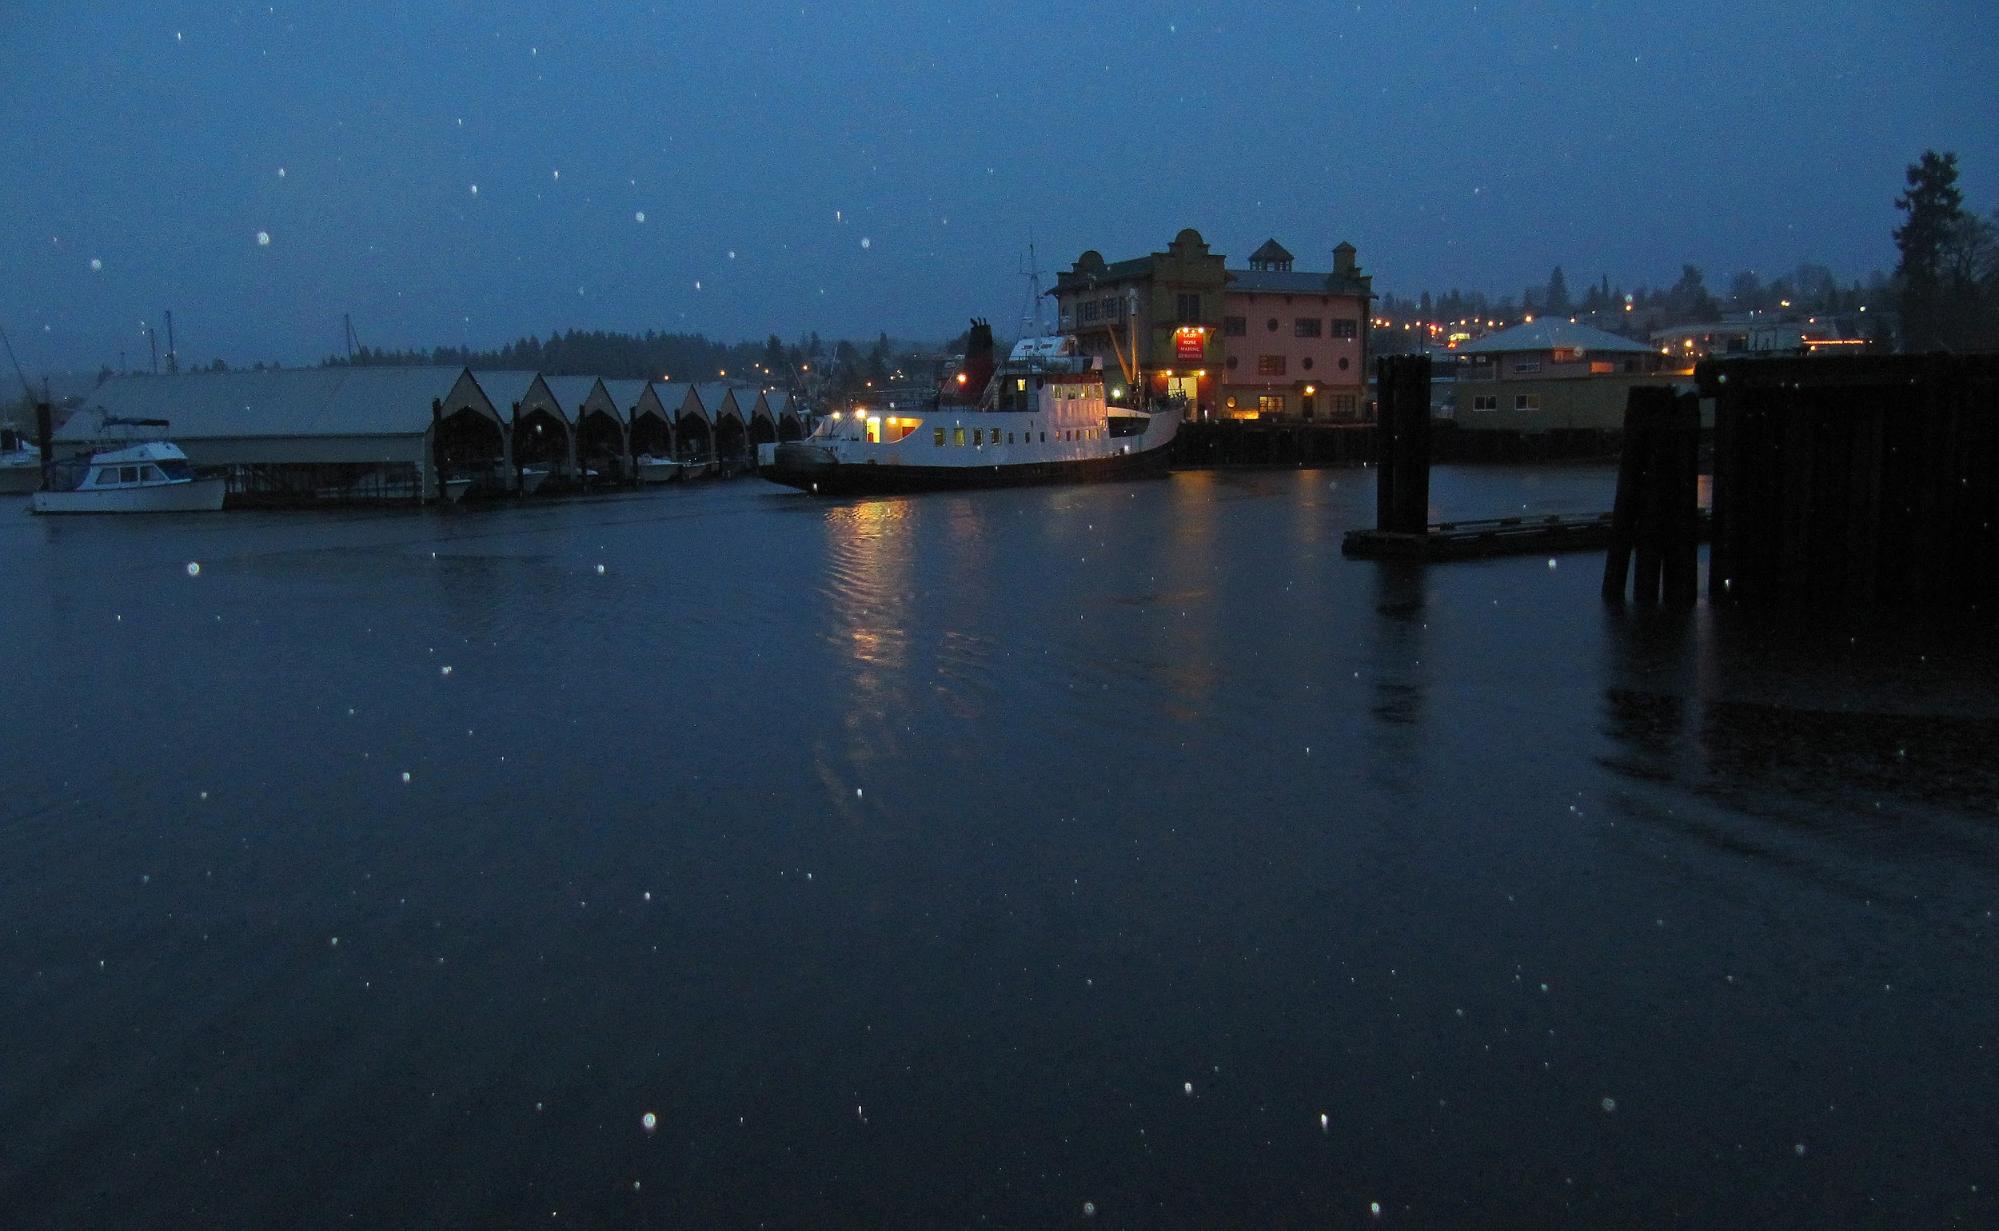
[1604,387,1700,605]
[429,399,443,503]
[35,400,53,492]
[1374,354,1432,534]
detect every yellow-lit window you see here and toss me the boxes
[953,426,965,446]
[865,416,882,444]
[933,426,945,446]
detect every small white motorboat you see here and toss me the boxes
[31,437,225,514]
[635,453,683,484]
[517,465,552,495]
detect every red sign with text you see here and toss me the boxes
[1175,329,1205,361]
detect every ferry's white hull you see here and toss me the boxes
[31,477,226,514]
[760,407,1179,496]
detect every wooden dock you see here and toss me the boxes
[1344,510,1711,561]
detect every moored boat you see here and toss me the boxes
[635,453,684,484]
[31,438,225,514]
[757,331,1178,496]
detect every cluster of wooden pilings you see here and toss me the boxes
[1601,387,1702,605]
[1698,354,1999,608]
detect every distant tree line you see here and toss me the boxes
[1377,261,1884,336]
[318,327,934,401]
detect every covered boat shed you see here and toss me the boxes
[53,366,501,503]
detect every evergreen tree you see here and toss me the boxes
[1894,150,1966,350]
[1545,266,1570,313]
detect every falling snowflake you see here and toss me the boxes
[90,258,103,272]
[860,236,871,249]
[634,211,645,223]
[693,280,702,290]
[469,184,478,195]
[185,561,201,576]
[277,167,286,178]
[256,231,271,246]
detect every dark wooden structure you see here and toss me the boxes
[1374,354,1431,532]
[1699,354,1999,607]
[1175,421,1375,467]
[1602,387,1702,605]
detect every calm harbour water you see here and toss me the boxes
[2,466,1994,1228]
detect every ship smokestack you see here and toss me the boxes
[946,318,996,404]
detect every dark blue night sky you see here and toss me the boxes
[3,1,1994,371]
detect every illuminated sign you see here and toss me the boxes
[1174,328,1205,361]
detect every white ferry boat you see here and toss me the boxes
[32,437,225,514]
[757,334,1178,496]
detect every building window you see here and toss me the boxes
[1257,354,1287,376]
[1081,301,1100,323]
[1223,316,1246,336]
[1266,317,1280,332]
[1176,292,1201,322]
[1473,395,1499,412]
[1589,361,1615,374]
[1338,357,1349,371]
[953,426,966,446]
[973,428,983,445]
[933,426,945,446]
[1331,319,1358,339]
[1514,394,1541,410]
[1294,318,1322,338]
[1512,360,1542,374]
[1302,357,1314,371]
[1101,297,1118,319]
[1552,348,1581,364]
[1334,393,1358,415]
[1258,394,1285,416]
[1226,356,1239,370]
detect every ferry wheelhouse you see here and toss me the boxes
[757,334,1178,496]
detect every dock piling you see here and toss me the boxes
[1374,354,1432,533]
[1602,387,1701,606]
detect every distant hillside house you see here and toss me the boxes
[1451,320,1677,434]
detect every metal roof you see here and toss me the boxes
[694,381,741,421]
[1454,320,1654,355]
[54,366,479,442]
[1226,269,1365,295]
[600,379,647,414]
[540,375,601,415]
[470,369,541,410]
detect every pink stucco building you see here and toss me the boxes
[1219,239,1373,421]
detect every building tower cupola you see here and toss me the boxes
[1248,238,1294,272]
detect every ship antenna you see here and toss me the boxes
[1018,235,1046,338]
